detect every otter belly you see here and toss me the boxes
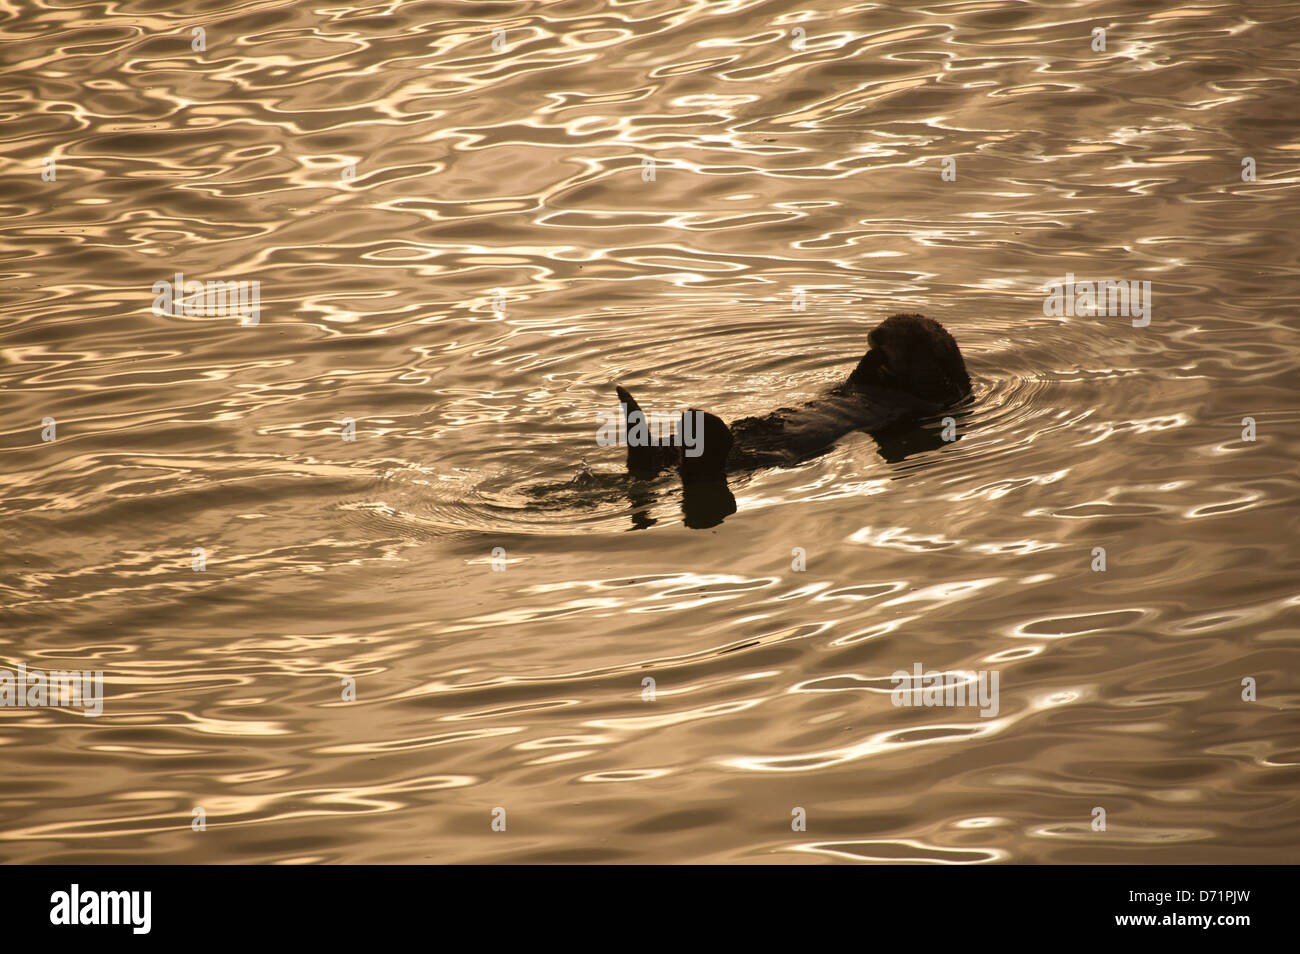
[726,389,937,472]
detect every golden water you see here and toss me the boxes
[1,0,1297,863]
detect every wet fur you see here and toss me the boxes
[616,314,973,483]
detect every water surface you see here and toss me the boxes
[1,0,1298,863]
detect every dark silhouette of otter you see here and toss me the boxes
[613,314,972,527]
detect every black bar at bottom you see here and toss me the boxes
[0,864,1282,941]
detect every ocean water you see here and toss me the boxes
[1,0,1297,863]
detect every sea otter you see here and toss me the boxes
[612,314,972,526]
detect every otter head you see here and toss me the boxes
[846,313,971,405]
[677,409,733,483]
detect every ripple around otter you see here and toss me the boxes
[1,0,1298,864]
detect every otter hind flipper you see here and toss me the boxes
[614,385,674,476]
[614,385,642,417]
